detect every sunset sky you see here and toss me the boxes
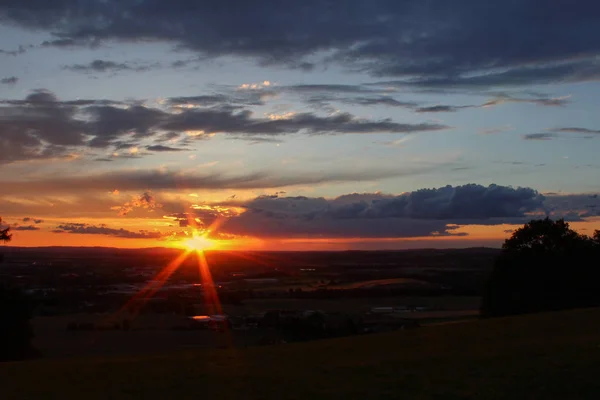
[1,1,600,250]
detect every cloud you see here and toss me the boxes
[4,1,600,88]
[416,105,470,113]
[240,184,545,221]
[40,37,101,49]
[168,91,273,107]
[414,94,569,113]
[522,127,600,141]
[523,133,558,141]
[146,145,188,152]
[230,137,284,145]
[12,225,40,231]
[22,217,43,224]
[542,192,600,220]
[112,192,161,216]
[550,127,600,135]
[0,90,131,164]
[1,76,18,85]
[0,162,449,195]
[385,61,600,88]
[63,59,158,73]
[0,89,447,164]
[0,45,27,56]
[193,184,546,239]
[162,109,448,136]
[53,223,161,239]
[0,89,86,163]
[478,125,513,135]
[282,84,379,94]
[209,185,596,239]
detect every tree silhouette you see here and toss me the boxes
[0,218,38,361]
[0,217,11,243]
[502,218,585,253]
[481,218,600,318]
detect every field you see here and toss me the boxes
[2,308,600,399]
[30,296,481,358]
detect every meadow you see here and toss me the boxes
[2,307,599,399]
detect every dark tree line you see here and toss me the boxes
[481,218,600,318]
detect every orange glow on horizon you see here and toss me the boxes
[5,216,600,250]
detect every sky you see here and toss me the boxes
[1,0,600,250]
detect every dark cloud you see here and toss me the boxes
[0,45,27,56]
[162,109,448,136]
[12,225,40,231]
[1,76,18,85]
[168,91,273,107]
[416,105,469,113]
[386,60,600,88]
[64,59,158,73]
[84,104,167,148]
[223,214,462,239]
[40,38,100,49]
[22,217,43,224]
[1,89,445,164]
[154,132,181,142]
[305,91,569,114]
[240,184,545,221]
[550,127,600,135]
[0,164,444,194]
[3,1,600,87]
[146,145,188,152]
[306,95,418,111]
[523,133,558,141]
[409,93,569,113]
[200,184,545,239]
[54,223,161,239]
[0,89,86,163]
[542,192,600,220]
[344,97,417,108]
[481,94,570,107]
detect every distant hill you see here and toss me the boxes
[1,308,598,399]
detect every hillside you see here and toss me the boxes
[2,308,600,399]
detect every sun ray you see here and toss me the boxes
[119,249,192,316]
[196,250,222,315]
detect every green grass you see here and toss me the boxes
[2,308,600,399]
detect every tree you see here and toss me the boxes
[481,218,600,318]
[0,218,38,361]
[502,218,587,253]
[0,217,11,243]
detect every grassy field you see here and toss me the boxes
[2,308,600,399]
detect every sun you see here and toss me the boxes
[181,235,215,252]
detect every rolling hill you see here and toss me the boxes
[1,308,599,399]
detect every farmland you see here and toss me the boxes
[2,308,599,399]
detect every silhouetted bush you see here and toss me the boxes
[481,218,600,317]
